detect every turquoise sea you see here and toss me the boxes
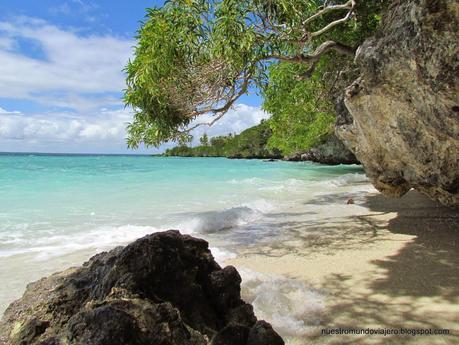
[0,153,371,341]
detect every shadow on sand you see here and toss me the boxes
[311,191,459,344]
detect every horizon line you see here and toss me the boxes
[0,151,159,156]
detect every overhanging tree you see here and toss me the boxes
[124,0,384,148]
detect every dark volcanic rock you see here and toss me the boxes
[0,231,283,345]
[336,0,459,206]
[247,321,284,345]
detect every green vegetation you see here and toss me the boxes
[263,2,386,156]
[164,121,282,158]
[263,59,336,155]
[125,0,386,151]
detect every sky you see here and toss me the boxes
[0,0,265,154]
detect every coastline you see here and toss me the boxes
[227,190,459,345]
[1,156,457,344]
[0,156,364,318]
[0,0,457,343]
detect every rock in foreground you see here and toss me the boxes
[0,231,283,345]
[337,0,459,207]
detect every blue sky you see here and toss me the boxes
[0,0,264,154]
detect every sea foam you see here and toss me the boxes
[0,224,163,260]
[239,268,324,337]
[171,199,274,234]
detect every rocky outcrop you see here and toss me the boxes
[0,231,283,345]
[300,133,359,165]
[336,0,459,206]
[283,133,359,165]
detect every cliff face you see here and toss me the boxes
[300,133,359,165]
[0,231,283,345]
[336,0,459,206]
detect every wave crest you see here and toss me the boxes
[175,199,273,234]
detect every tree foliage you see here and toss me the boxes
[199,133,209,146]
[263,59,335,155]
[125,0,386,149]
[262,1,385,155]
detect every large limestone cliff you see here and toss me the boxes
[337,0,459,207]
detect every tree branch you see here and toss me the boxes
[180,72,252,133]
[302,0,355,27]
[181,39,356,134]
[265,40,356,63]
[171,1,357,136]
[310,1,356,38]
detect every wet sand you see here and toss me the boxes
[227,190,459,344]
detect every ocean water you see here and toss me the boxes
[0,153,371,342]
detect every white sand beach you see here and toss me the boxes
[227,190,459,345]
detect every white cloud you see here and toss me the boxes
[0,104,269,153]
[0,37,14,50]
[0,107,131,144]
[0,17,132,111]
[0,17,268,153]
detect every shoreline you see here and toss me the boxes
[0,157,364,318]
[226,190,459,345]
[1,170,457,344]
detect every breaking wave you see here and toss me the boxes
[239,268,324,337]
